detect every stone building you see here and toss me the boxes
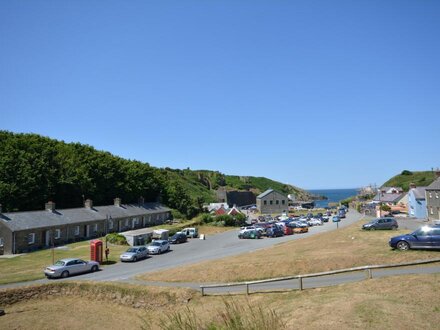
[0,198,170,255]
[256,189,288,214]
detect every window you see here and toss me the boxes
[436,192,439,199]
[74,226,80,236]
[125,219,129,227]
[276,200,279,205]
[54,229,61,239]
[270,200,273,205]
[282,200,285,205]
[429,192,432,198]
[93,223,98,233]
[28,233,35,245]
[108,220,114,230]
[0,237,4,246]
[431,207,434,215]
[263,201,267,205]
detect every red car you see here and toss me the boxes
[283,225,293,235]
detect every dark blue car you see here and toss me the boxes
[389,225,440,251]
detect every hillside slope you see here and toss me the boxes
[0,131,312,214]
[382,170,436,191]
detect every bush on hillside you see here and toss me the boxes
[401,170,413,175]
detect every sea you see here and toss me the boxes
[308,188,359,208]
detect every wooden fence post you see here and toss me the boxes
[299,276,303,291]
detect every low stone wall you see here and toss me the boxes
[0,282,193,310]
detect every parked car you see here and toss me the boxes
[287,222,309,233]
[238,229,262,239]
[169,232,188,244]
[181,227,198,238]
[147,240,170,254]
[120,246,149,262]
[332,216,341,222]
[362,217,398,230]
[266,225,284,238]
[389,225,440,251]
[44,258,99,279]
[283,225,294,235]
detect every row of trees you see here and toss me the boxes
[0,131,201,218]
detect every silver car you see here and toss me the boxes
[44,258,99,279]
[120,246,149,262]
[147,240,170,254]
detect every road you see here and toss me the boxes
[1,211,436,292]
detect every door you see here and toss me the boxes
[44,230,50,246]
[411,227,431,248]
[429,228,440,248]
[85,225,90,237]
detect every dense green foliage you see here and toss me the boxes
[382,170,436,191]
[0,131,310,217]
[105,233,128,245]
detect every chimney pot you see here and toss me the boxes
[138,196,145,206]
[114,198,121,207]
[45,201,55,212]
[84,199,93,209]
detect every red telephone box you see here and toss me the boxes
[90,239,103,264]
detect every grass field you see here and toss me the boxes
[0,224,234,285]
[1,274,439,329]
[138,219,440,283]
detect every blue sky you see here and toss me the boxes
[1,1,439,189]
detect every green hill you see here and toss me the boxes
[382,170,436,191]
[0,131,312,216]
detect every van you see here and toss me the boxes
[181,227,198,238]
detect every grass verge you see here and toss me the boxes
[1,275,439,329]
[137,219,440,283]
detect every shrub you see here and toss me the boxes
[201,213,214,224]
[401,170,413,175]
[105,233,128,245]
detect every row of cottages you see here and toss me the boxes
[374,187,407,215]
[207,203,242,216]
[257,189,288,215]
[0,198,171,255]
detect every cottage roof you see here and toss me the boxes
[380,187,403,193]
[426,177,440,191]
[374,193,403,203]
[0,202,170,232]
[410,187,427,200]
[257,189,274,199]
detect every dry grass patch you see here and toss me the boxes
[1,275,439,329]
[138,220,440,283]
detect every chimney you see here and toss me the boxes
[45,201,56,212]
[409,183,416,189]
[138,196,145,206]
[114,198,121,207]
[84,199,93,209]
[0,204,2,213]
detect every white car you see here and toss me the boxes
[239,226,264,234]
[308,218,323,226]
[147,240,170,254]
